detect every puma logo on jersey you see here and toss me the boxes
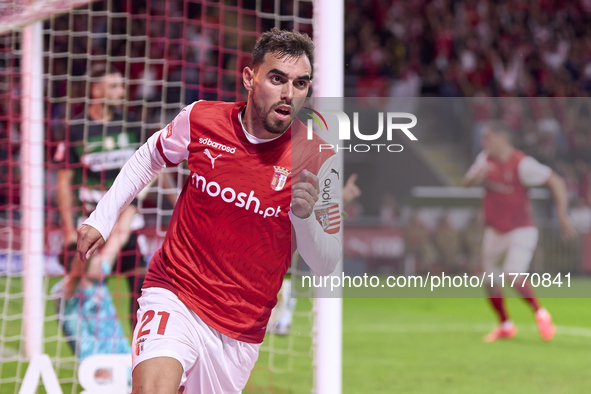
[331,168,340,179]
[204,149,221,169]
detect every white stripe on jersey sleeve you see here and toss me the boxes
[157,101,196,165]
[289,154,342,276]
[518,155,553,187]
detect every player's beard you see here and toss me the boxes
[105,103,122,118]
[254,99,292,135]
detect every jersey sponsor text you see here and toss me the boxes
[190,172,282,218]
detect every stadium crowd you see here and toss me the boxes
[344,0,591,215]
[344,0,591,97]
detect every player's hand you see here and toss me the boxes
[467,165,489,186]
[463,155,489,187]
[343,173,361,208]
[291,169,319,219]
[77,224,105,262]
[558,216,578,240]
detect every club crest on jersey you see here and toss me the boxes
[314,203,340,234]
[271,166,291,191]
[136,337,146,356]
[315,209,330,229]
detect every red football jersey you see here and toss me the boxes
[143,101,338,343]
[483,150,534,233]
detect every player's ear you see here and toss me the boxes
[243,67,255,92]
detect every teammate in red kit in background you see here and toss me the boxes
[76,29,342,393]
[464,121,577,343]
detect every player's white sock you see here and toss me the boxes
[501,320,515,330]
[535,308,548,317]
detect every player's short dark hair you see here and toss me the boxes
[251,28,314,77]
[88,64,121,82]
[487,120,514,142]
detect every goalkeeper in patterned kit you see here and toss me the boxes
[76,29,342,393]
[464,121,577,343]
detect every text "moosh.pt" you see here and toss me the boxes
[305,110,418,153]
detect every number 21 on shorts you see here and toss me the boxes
[135,310,170,356]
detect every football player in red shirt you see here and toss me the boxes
[464,121,577,343]
[76,28,342,393]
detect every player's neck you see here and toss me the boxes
[496,146,514,162]
[88,103,113,122]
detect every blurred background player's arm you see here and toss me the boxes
[57,168,77,246]
[56,167,87,297]
[342,173,361,208]
[463,151,488,187]
[85,205,137,277]
[517,155,578,240]
[546,173,578,239]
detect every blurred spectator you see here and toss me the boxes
[433,213,461,272]
[404,210,437,273]
[570,197,591,234]
[380,193,399,227]
[343,173,362,208]
[461,211,485,273]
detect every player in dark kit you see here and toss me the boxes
[77,29,342,393]
[52,65,145,368]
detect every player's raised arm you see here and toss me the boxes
[77,103,195,262]
[289,155,342,276]
[342,173,361,208]
[463,151,489,187]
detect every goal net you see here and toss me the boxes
[0,0,320,392]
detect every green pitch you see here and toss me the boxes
[249,291,591,393]
[343,297,591,394]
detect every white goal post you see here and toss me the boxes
[313,0,344,393]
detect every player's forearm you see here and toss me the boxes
[463,168,486,187]
[290,211,342,276]
[462,174,480,187]
[84,132,166,240]
[464,151,488,187]
[547,173,569,220]
[56,170,76,235]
